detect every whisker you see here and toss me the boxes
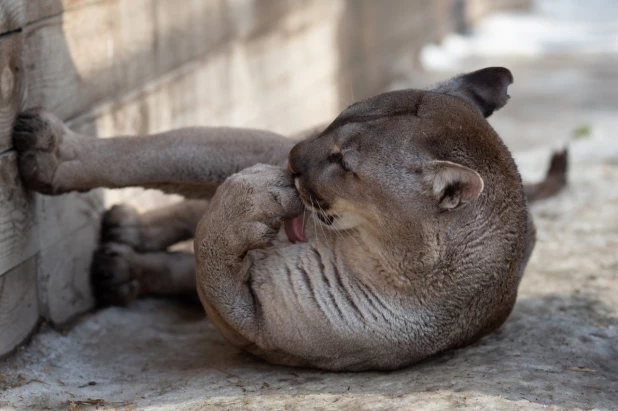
[309,197,321,247]
[345,224,364,250]
[312,198,367,252]
[349,227,365,251]
[312,197,330,246]
[335,218,364,251]
[309,197,366,253]
[318,201,348,247]
[331,219,347,244]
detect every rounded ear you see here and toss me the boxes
[431,67,513,117]
[423,160,484,210]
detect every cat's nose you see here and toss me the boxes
[288,144,304,176]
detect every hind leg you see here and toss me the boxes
[91,200,208,306]
[91,243,196,306]
[101,200,208,252]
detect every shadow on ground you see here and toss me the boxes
[1,290,616,410]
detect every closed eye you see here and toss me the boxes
[328,152,351,172]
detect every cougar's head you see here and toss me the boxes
[287,67,518,241]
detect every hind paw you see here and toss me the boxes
[100,204,143,249]
[91,243,140,307]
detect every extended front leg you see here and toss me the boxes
[194,165,303,346]
[12,108,293,198]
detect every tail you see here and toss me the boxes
[524,149,568,203]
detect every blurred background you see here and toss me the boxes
[1,0,617,365]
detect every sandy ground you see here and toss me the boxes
[1,1,617,410]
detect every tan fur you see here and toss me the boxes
[12,68,567,371]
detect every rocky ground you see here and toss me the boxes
[1,1,617,410]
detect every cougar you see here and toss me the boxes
[12,67,567,371]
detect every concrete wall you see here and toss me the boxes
[0,0,529,357]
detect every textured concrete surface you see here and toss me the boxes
[1,1,617,410]
[0,260,38,358]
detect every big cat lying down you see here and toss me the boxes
[13,67,567,370]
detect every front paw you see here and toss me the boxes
[12,108,68,194]
[233,164,304,218]
[202,165,304,250]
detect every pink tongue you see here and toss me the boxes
[284,212,308,243]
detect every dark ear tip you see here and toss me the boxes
[472,67,514,85]
[432,66,514,118]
